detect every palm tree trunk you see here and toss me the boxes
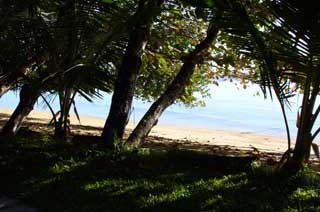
[282,75,319,174]
[283,133,312,172]
[1,84,39,136]
[102,0,164,147]
[127,27,219,146]
[54,89,74,140]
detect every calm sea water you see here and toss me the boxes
[0,82,308,138]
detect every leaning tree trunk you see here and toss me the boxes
[127,26,219,146]
[1,84,39,136]
[102,0,164,147]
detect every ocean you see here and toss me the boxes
[0,82,308,138]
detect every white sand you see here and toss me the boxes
[0,108,289,153]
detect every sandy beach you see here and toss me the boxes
[0,107,291,154]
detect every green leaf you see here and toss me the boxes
[102,0,113,4]
[205,0,214,7]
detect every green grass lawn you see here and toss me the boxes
[1,132,320,212]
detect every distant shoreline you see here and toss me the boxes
[0,107,292,154]
[0,88,300,137]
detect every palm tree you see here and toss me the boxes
[229,0,320,174]
[0,0,51,136]
[266,0,320,173]
[0,0,125,137]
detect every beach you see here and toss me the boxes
[0,108,289,154]
[0,84,302,137]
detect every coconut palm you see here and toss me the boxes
[0,0,126,137]
[266,0,320,173]
[228,0,320,174]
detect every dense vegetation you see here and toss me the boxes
[1,0,320,210]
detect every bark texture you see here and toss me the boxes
[127,27,219,146]
[1,84,39,136]
[102,0,164,146]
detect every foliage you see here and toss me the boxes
[135,0,256,107]
[0,0,265,120]
[0,0,130,137]
[135,1,212,106]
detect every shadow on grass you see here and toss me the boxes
[1,132,320,212]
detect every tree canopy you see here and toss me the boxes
[1,0,319,175]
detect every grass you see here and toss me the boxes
[1,131,320,211]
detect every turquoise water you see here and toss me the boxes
[0,82,305,137]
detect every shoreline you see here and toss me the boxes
[0,107,289,153]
